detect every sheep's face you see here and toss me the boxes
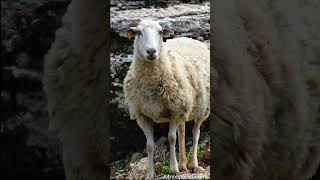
[128,20,174,61]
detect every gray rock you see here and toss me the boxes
[4,66,42,82]
[117,3,123,8]
[130,152,144,163]
[1,90,11,102]
[16,52,31,68]
[111,2,210,39]
[197,36,205,42]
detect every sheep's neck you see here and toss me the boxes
[132,45,173,81]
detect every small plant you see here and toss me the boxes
[187,147,193,161]
[198,143,205,159]
[130,152,143,163]
[186,142,207,161]
[113,160,125,171]
[161,165,170,174]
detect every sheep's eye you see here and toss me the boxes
[159,30,162,35]
[137,31,142,36]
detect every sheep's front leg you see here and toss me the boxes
[136,116,155,179]
[178,123,188,171]
[168,121,180,174]
[189,119,203,172]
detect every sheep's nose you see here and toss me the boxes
[147,48,156,55]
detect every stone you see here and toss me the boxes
[1,90,11,102]
[130,152,144,163]
[16,52,31,68]
[117,3,123,8]
[196,36,205,42]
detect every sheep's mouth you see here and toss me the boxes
[146,55,157,61]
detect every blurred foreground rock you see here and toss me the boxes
[1,0,70,179]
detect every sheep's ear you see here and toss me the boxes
[127,27,138,40]
[162,25,174,37]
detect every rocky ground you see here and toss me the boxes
[110,133,210,179]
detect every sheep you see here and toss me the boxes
[212,0,320,179]
[43,0,109,179]
[123,19,210,178]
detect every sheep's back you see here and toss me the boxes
[164,37,209,74]
[165,37,209,62]
[165,37,210,120]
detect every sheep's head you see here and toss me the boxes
[127,19,174,61]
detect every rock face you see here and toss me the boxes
[110,0,210,10]
[111,2,210,39]
[1,0,70,179]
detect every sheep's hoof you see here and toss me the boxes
[191,166,199,173]
[170,166,180,175]
[145,171,155,179]
[179,163,188,172]
[188,162,200,173]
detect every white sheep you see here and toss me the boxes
[123,19,210,178]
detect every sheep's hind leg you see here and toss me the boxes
[189,119,204,173]
[178,123,188,171]
[136,116,155,179]
[168,121,180,174]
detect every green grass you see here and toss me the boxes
[161,165,170,174]
[187,147,193,161]
[187,143,206,161]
